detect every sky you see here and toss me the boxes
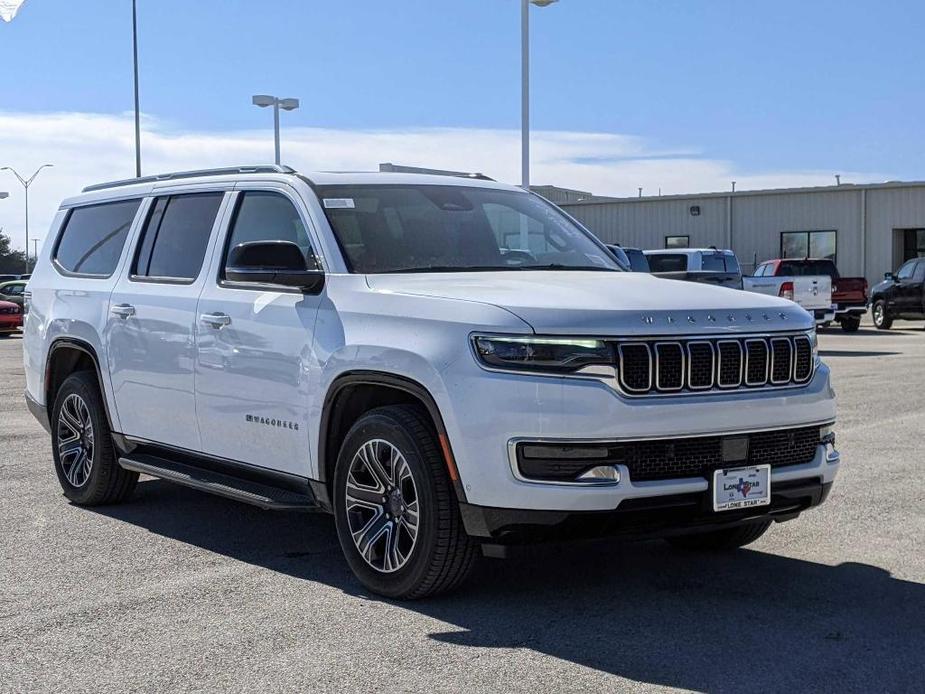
[1,0,923,252]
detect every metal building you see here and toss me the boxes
[559,181,925,283]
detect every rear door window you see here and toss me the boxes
[133,193,224,282]
[54,199,142,277]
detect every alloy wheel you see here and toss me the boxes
[873,303,883,326]
[57,393,94,488]
[344,438,420,573]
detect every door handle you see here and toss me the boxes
[110,303,135,318]
[200,312,231,328]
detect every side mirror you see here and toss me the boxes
[225,240,325,293]
[884,271,895,281]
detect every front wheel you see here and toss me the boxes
[333,405,478,599]
[872,300,892,330]
[665,520,771,551]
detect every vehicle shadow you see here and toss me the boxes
[819,349,900,357]
[90,479,924,692]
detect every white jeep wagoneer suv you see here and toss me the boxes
[23,165,839,598]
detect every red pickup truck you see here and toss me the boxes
[753,258,868,331]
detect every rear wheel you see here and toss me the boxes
[665,520,771,551]
[333,405,478,599]
[872,300,892,330]
[51,371,138,505]
[839,315,861,332]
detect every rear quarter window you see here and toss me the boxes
[54,199,142,276]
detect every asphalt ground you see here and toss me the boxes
[1,320,923,693]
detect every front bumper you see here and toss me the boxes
[441,359,838,511]
[461,477,833,543]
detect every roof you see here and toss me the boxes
[65,165,524,207]
[560,179,925,206]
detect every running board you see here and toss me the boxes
[118,454,320,511]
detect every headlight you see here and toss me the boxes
[472,335,613,374]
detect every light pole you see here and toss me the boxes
[521,0,558,190]
[1,165,53,274]
[252,95,300,165]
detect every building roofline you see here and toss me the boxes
[560,179,925,206]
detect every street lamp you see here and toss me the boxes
[521,0,558,190]
[1,164,53,273]
[252,94,300,165]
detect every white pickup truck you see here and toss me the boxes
[743,265,834,325]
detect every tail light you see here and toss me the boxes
[779,281,794,301]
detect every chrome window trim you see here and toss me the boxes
[744,338,770,387]
[685,341,715,390]
[654,341,685,392]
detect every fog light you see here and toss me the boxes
[576,466,621,483]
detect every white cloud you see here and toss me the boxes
[0,110,887,252]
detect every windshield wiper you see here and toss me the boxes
[516,264,618,272]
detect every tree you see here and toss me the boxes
[0,229,27,274]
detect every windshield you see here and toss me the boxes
[316,184,621,274]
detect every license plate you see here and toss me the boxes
[713,465,771,512]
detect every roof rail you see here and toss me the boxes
[377,162,494,181]
[82,165,296,193]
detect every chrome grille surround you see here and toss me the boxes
[614,332,815,397]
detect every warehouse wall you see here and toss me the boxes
[731,189,862,275]
[566,197,729,250]
[865,187,925,279]
[563,184,925,285]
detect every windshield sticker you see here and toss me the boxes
[323,198,355,209]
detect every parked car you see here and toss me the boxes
[23,165,839,599]
[0,274,19,283]
[753,259,866,332]
[0,299,22,336]
[0,280,27,309]
[743,262,834,326]
[606,245,650,272]
[644,248,743,289]
[869,257,925,329]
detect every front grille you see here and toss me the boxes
[615,333,814,396]
[515,425,823,483]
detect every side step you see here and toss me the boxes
[118,454,320,511]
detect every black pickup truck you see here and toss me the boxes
[870,258,925,329]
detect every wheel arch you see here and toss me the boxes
[45,338,117,433]
[318,371,465,502]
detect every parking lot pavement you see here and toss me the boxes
[1,323,923,693]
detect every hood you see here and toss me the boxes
[366,271,812,336]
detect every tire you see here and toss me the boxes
[872,300,892,330]
[839,315,861,332]
[50,371,138,505]
[665,520,772,551]
[333,404,478,599]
